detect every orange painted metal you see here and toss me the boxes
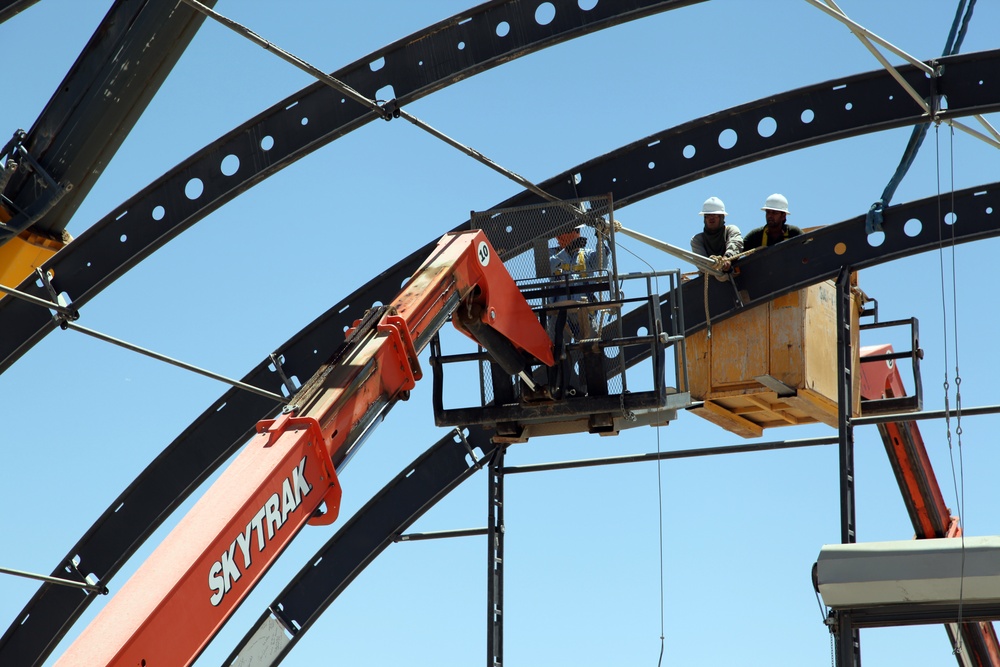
[860,345,1000,665]
[56,230,552,666]
[55,413,339,667]
[393,231,554,366]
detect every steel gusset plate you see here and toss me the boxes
[225,428,498,667]
[1,0,215,238]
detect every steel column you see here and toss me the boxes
[835,267,861,667]
[487,446,506,667]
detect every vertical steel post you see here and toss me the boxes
[836,611,858,667]
[487,445,506,667]
[835,267,862,666]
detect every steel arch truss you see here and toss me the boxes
[2,7,1000,667]
[1,46,998,375]
[0,0,704,373]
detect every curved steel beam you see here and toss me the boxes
[4,45,1000,663]
[0,0,701,373]
[621,180,1000,366]
[1,46,998,375]
[1,0,215,241]
[225,428,498,666]
[223,182,1000,666]
[0,3,706,664]
[0,0,39,24]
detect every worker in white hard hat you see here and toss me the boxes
[690,196,743,279]
[744,193,803,250]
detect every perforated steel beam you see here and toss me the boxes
[0,4,705,664]
[0,0,40,25]
[4,55,1000,665]
[224,428,497,667]
[2,46,999,375]
[3,18,999,667]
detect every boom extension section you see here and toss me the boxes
[55,230,552,667]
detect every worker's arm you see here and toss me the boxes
[616,224,727,278]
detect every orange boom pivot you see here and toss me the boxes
[55,230,552,666]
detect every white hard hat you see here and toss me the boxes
[699,196,727,216]
[761,193,790,214]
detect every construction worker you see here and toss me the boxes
[743,193,803,250]
[545,224,612,396]
[550,224,609,278]
[690,196,742,277]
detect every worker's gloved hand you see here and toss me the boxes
[709,255,732,272]
[707,255,732,282]
[612,219,623,232]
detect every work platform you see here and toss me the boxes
[432,196,691,443]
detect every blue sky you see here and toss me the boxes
[3,1,1000,665]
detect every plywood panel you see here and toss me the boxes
[683,276,862,437]
[711,304,768,387]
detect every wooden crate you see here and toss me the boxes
[683,280,861,438]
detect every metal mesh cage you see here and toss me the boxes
[431,196,690,440]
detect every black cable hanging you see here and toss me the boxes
[865,0,977,234]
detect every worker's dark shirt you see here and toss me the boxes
[743,223,803,250]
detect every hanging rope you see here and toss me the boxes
[945,122,969,657]
[616,238,667,664]
[932,121,969,657]
[866,0,977,234]
[654,418,666,667]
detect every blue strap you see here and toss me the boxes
[867,0,976,234]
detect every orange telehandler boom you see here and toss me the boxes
[55,230,554,667]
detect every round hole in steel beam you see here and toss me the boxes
[801,109,815,124]
[845,102,853,111]
[152,205,165,221]
[220,154,239,176]
[535,2,555,25]
[682,145,696,159]
[718,128,737,149]
[903,218,922,237]
[496,21,510,37]
[260,135,274,151]
[757,116,777,138]
[944,212,957,226]
[457,41,465,50]
[867,231,885,247]
[578,0,598,9]
[184,178,204,200]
